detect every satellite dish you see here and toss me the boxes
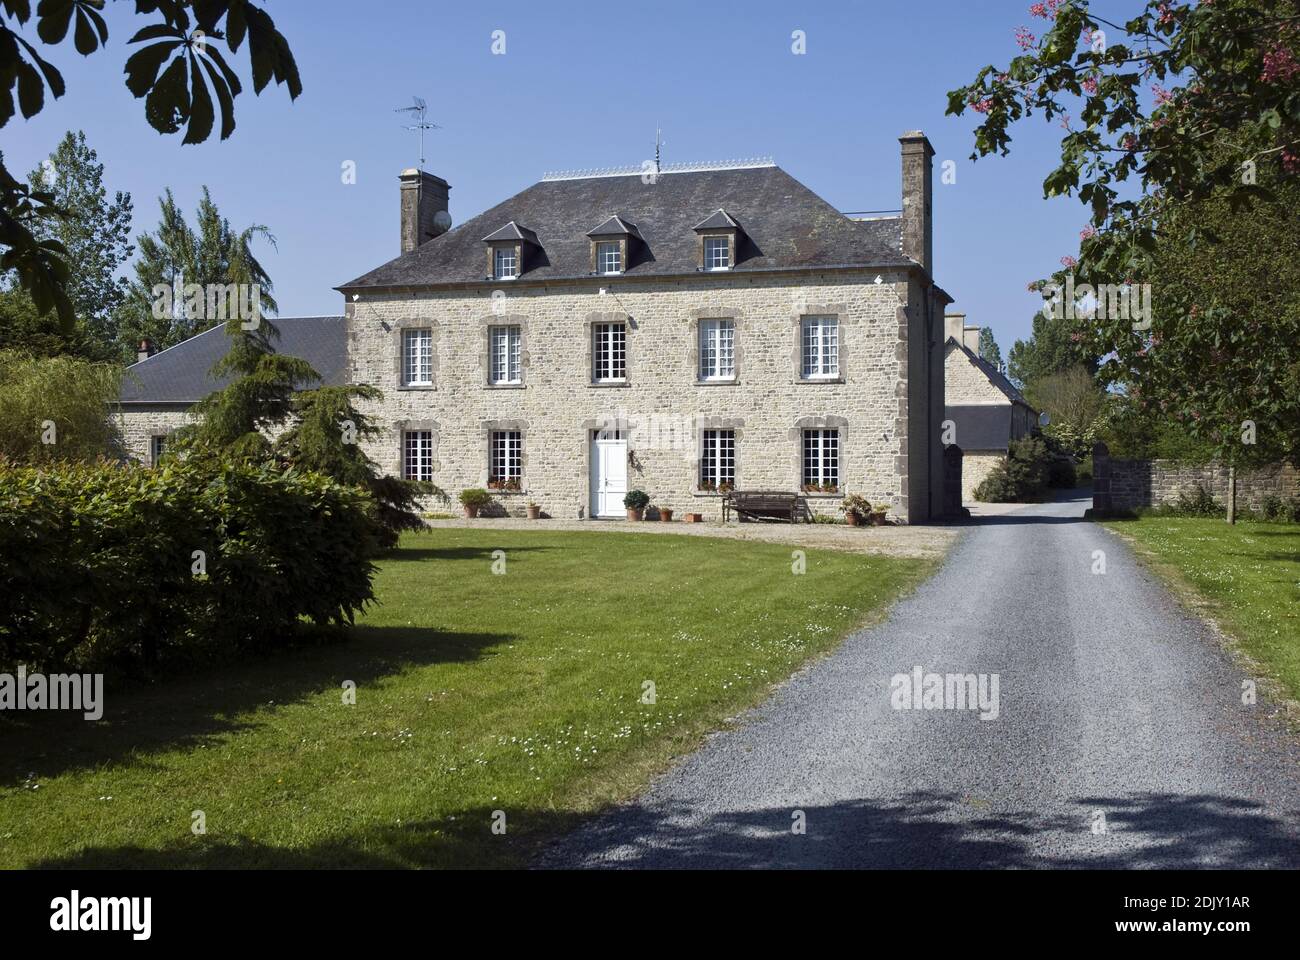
[1039,411,1051,428]
[433,210,452,232]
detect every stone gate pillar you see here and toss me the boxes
[1092,442,1111,514]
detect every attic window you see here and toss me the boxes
[596,242,622,275]
[703,236,731,271]
[494,247,518,280]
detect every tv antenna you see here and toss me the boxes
[395,96,440,170]
[655,125,663,174]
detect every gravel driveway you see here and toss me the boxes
[540,493,1300,868]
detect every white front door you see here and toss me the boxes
[590,432,628,518]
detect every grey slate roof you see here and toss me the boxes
[947,338,1032,407]
[692,208,741,231]
[339,165,911,289]
[118,316,348,404]
[481,220,539,244]
[946,404,1014,452]
[586,215,641,238]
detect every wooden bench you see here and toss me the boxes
[722,490,808,524]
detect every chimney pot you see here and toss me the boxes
[400,170,451,254]
[137,338,155,363]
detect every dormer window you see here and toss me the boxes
[494,246,518,280]
[482,221,539,281]
[693,209,743,272]
[703,236,731,271]
[586,215,640,277]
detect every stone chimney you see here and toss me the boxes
[963,325,981,353]
[400,169,451,254]
[944,312,966,344]
[899,131,934,277]
[137,338,155,363]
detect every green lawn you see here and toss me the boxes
[1107,517,1300,703]
[0,528,931,868]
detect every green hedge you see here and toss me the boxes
[0,459,381,672]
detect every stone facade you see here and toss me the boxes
[945,345,1006,406]
[961,453,1002,503]
[1094,449,1300,513]
[115,405,194,465]
[347,268,944,522]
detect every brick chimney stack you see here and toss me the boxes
[899,131,934,277]
[400,169,451,254]
[137,338,155,363]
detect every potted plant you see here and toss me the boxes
[685,512,704,523]
[659,507,674,522]
[841,493,872,527]
[459,488,491,518]
[870,502,890,526]
[624,489,649,521]
[526,501,541,520]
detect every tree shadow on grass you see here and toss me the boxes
[386,546,550,563]
[0,625,514,789]
[27,790,1299,870]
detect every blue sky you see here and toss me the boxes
[5,0,1136,354]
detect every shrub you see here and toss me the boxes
[840,493,872,518]
[974,436,1052,502]
[1172,485,1223,518]
[1075,456,1093,485]
[0,459,380,673]
[1257,494,1300,523]
[458,488,492,508]
[1047,456,1077,489]
[623,490,650,510]
[0,350,124,463]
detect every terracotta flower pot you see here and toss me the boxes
[845,511,862,526]
[685,513,703,523]
[659,508,674,522]
[526,504,541,520]
[463,504,480,519]
[870,512,887,526]
[627,508,644,521]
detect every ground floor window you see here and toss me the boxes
[489,430,523,490]
[150,434,167,466]
[802,429,839,492]
[403,430,433,482]
[700,429,736,491]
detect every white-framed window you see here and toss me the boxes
[802,429,839,491]
[493,246,518,280]
[489,324,522,384]
[698,318,735,381]
[801,315,839,379]
[593,322,627,382]
[402,328,433,387]
[403,430,434,482]
[489,430,523,490]
[703,236,731,270]
[700,429,736,491]
[596,241,622,275]
[150,434,167,466]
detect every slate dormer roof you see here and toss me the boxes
[586,215,642,239]
[692,209,741,232]
[339,164,911,291]
[481,220,539,245]
[118,317,347,404]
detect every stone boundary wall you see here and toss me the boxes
[1092,442,1299,513]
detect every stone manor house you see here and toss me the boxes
[119,132,953,523]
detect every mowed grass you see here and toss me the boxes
[0,528,931,868]
[1107,517,1300,703]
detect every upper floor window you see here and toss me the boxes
[493,246,518,280]
[403,430,434,482]
[703,236,731,271]
[489,430,523,491]
[802,429,840,493]
[402,328,433,386]
[801,315,839,379]
[700,429,736,491]
[593,322,627,382]
[489,325,521,385]
[699,319,735,381]
[596,241,622,275]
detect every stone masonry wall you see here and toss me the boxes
[945,345,1005,405]
[1096,449,1300,513]
[115,405,194,465]
[347,269,927,521]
